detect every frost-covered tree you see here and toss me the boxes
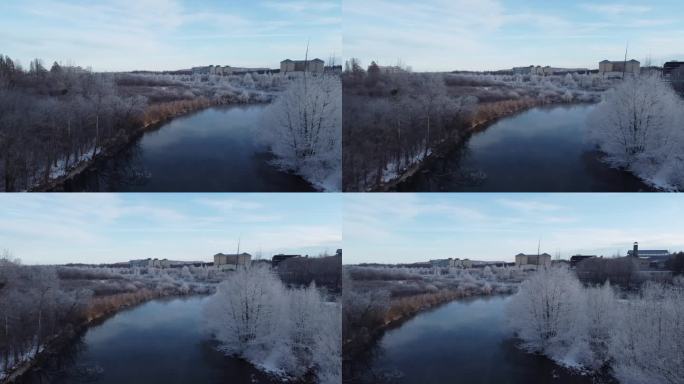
[204,266,341,382]
[204,266,284,356]
[507,266,583,359]
[264,74,341,191]
[609,283,684,384]
[583,282,617,369]
[588,74,684,189]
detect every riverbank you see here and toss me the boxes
[373,98,597,192]
[344,289,497,363]
[30,97,270,192]
[1,290,206,384]
[349,295,612,384]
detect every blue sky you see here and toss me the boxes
[344,0,684,71]
[0,0,341,72]
[0,194,341,265]
[343,193,684,264]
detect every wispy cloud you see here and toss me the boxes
[344,194,684,264]
[580,3,652,15]
[0,0,341,71]
[344,0,684,71]
[0,194,341,264]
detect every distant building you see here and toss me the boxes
[570,255,596,268]
[129,258,170,268]
[515,253,551,267]
[663,61,684,78]
[214,252,251,270]
[280,59,325,74]
[512,65,588,76]
[627,242,671,269]
[272,254,301,266]
[336,249,342,257]
[599,59,640,75]
[192,65,271,76]
[429,258,472,268]
[325,65,343,74]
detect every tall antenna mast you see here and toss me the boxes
[537,238,541,266]
[623,42,629,79]
[304,39,310,93]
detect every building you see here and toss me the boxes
[627,242,671,269]
[515,253,551,267]
[272,254,301,266]
[429,259,451,268]
[192,65,271,76]
[512,65,588,76]
[129,258,170,268]
[213,252,251,270]
[663,61,684,78]
[599,59,640,75]
[280,59,325,74]
[428,258,472,268]
[570,255,596,268]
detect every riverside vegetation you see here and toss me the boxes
[1,252,342,384]
[342,264,533,382]
[508,266,684,384]
[343,60,684,191]
[0,55,342,192]
[342,60,616,191]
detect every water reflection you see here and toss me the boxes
[349,296,616,384]
[396,105,652,192]
[19,297,281,384]
[60,106,315,192]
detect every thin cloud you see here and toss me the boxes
[580,3,652,15]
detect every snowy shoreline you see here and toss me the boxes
[0,292,211,384]
[373,99,592,192]
[30,98,270,192]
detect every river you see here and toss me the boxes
[59,105,315,192]
[17,297,282,384]
[395,104,652,192]
[348,295,614,384]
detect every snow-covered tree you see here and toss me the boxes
[204,266,284,356]
[588,74,684,189]
[263,74,341,191]
[583,281,617,369]
[609,283,684,384]
[204,266,341,382]
[507,266,583,360]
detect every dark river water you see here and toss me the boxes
[348,295,613,384]
[60,105,314,192]
[19,297,281,384]
[396,105,652,192]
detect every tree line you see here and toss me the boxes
[0,255,91,376]
[342,65,476,191]
[508,266,684,384]
[0,55,147,191]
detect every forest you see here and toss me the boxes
[508,266,684,384]
[342,60,616,191]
